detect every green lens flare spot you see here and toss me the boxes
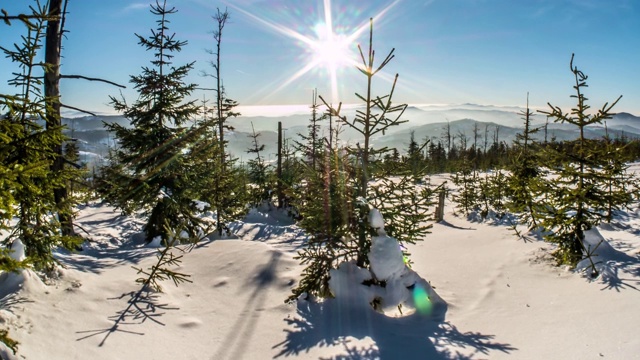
[413,284,432,315]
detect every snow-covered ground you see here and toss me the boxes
[1,168,640,359]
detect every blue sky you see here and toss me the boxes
[1,0,639,116]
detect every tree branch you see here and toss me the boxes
[1,11,59,25]
[61,104,96,116]
[63,157,83,169]
[60,74,126,88]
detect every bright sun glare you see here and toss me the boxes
[230,0,401,104]
[311,23,352,71]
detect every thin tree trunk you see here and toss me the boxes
[277,121,283,208]
[45,0,73,237]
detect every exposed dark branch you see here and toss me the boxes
[1,11,59,25]
[72,222,92,238]
[60,74,126,88]
[61,104,97,116]
[58,0,70,52]
[63,157,82,169]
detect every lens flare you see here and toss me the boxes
[413,284,432,316]
[228,0,402,104]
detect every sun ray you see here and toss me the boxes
[270,60,322,100]
[345,0,403,43]
[229,0,403,105]
[227,3,315,47]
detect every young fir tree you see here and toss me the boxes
[505,94,543,229]
[97,1,205,244]
[477,169,508,219]
[294,89,326,172]
[536,54,623,270]
[246,123,273,206]
[192,96,247,235]
[290,107,356,299]
[279,137,303,212]
[450,158,479,216]
[599,124,637,222]
[0,2,80,271]
[404,130,427,180]
[200,8,248,235]
[289,19,437,302]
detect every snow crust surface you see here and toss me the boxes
[1,171,640,359]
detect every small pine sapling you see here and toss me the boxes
[201,7,248,235]
[598,124,637,222]
[246,123,274,206]
[537,54,622,270]
[450,159,479,216]
[506,94,544,231]
[289,19,436,303]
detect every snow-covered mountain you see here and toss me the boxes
[62,105,640,165]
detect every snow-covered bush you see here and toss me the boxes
[323,209,447,318]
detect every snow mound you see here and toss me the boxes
[328,208,447,319]
[9,239,25,262]
[148,235,164,248]
[370,233,406,281]
[368,208,385,232]
[0,344,18,360]
[576,227,633,280]
[0,269,46,299]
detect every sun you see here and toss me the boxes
[310,23,353,72]
[229,0,402,104]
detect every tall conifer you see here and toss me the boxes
[97,0,204,244]
[0,2,79,271]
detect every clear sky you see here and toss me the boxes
[1,0,639,116]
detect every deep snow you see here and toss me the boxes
[1,167,640,359]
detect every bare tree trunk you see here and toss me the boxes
[45,0,74,237]
[277,121,283,208]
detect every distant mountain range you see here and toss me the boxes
[62,104,640,167]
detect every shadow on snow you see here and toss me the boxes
[213,251,283,360]
[273,299,516,360]
[75,288,179,346]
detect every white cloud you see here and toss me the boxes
[123,3,148,13]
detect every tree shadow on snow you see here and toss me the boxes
[55,247,155,275]
[0,293,33,314]
[594,252,640,292]
[227,221,307,251]
[213,251,284,360]
[273,299,516,360]
[437,220,475,231]
[75,288,178,346]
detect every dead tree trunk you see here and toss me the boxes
[45,0,74,237]
[435,184,446,222]
[277,121,283,208]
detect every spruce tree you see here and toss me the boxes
[200,8,248,235]
[294,89,326,172]
[290,19,437,302]
[246,123,273,206]
[599,124,637,222]
[536,54,623,270]
[450,159,479,216]
[478,169,508,219]
[0,2,80,271]
[506,95,543,229]
[191,97,247,235]
[96,1,205,244]
[404,130,427,179]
